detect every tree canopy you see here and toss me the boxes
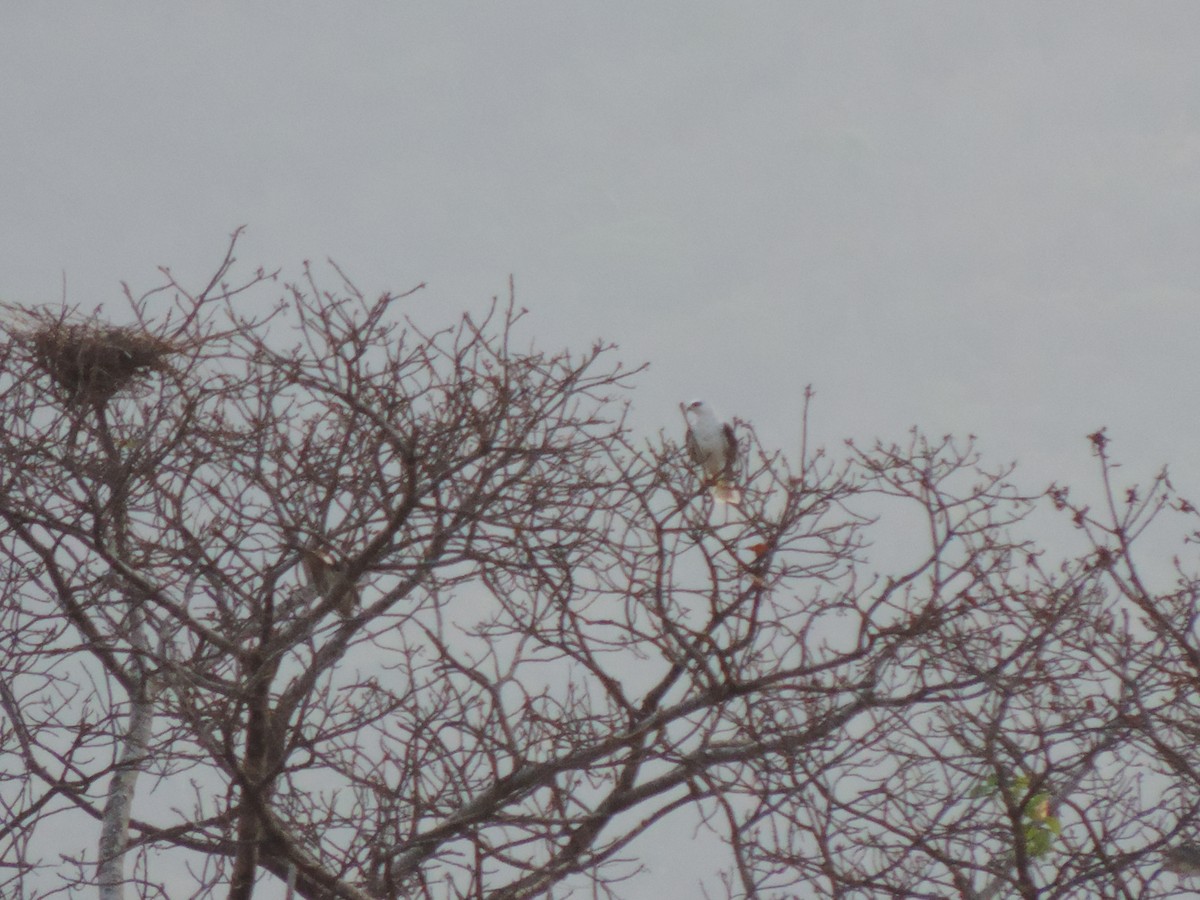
[1,236,1198,899]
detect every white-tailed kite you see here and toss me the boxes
[299,547,360,617]
[682,400,741,504]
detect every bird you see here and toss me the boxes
[1163,841,1200,876]
[682,400,741,504]
[299,546,360,617]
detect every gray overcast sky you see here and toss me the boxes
[4,3,1200,513]
[5,5,1200,895]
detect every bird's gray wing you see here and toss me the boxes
[685,427,702,465]
[722,422,738,479]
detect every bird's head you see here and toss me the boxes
[683,399,721,427]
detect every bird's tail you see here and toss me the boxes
[712,481,742,505]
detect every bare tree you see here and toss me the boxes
[1,235,1199,898]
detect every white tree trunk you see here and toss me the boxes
[97,678,155,900]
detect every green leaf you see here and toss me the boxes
[970,775,1000,798]
[1024,792,1052,822]
[1025,823,1054,857]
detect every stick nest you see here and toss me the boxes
[19,315,178,404]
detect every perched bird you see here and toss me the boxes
[682,399,741,504]
[299,546,360,617]
[1163,841,1200,876]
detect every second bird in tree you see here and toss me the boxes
[300,546,360,617]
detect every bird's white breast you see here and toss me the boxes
[687,405,728,475]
